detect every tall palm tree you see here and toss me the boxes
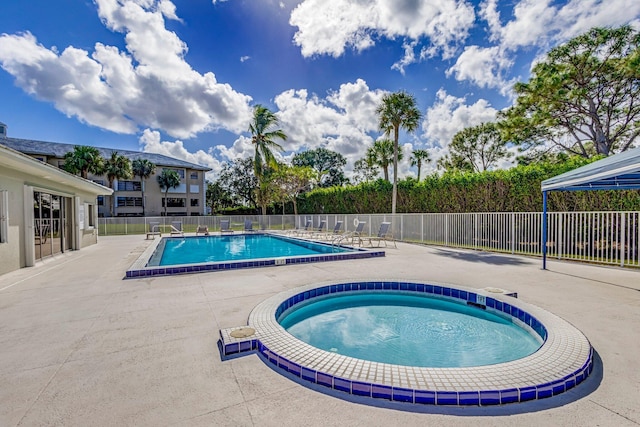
[410,149,431,181]
[367,139,403,181]
[63,145,105,179]
[248,104,287,215]
[157,169,181,217]
[132,159,156,217]
[104,152,133,217]
[376,91,421,214]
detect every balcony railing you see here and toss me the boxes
[98,211,640,268]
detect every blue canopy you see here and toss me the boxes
[540,147,640,268]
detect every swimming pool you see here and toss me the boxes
[126,233,384,278]
[220,281,593,406]
[152,234,352,266]
[279,292,542,368]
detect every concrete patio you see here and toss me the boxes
[0,235,638,426]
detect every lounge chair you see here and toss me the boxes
[36,223,50,243]
[220,219,234,234]
[244,219,256,233]
[195,225,209,236]
[317,220,343,240]
[364,222,396,248]
[301,220,327,238]
[334,221,366,246]
[146,222,161,239]
[170,221,184,236]
[289,219,313,235]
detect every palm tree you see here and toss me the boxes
[376,91,421,214]
[248,104,287,215]
[410,149,431,181]
[367,139,403,181]
[104,152,133,217]
[132,159,156,217]
[157,169,181,216]
[63,145,105,179]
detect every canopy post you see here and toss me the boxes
[542,191,548,270]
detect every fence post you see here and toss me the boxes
[620,213,626,267]
[511,212,515,254]
[445,214,449,246]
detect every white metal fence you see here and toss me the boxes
[98,211,640,268]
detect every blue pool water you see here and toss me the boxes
[152,234,350,266]
[279,292,542,368]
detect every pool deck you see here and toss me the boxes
[0,234,638,426]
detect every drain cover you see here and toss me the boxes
[230,327,256,338]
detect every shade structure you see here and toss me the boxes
[540,147,640,269]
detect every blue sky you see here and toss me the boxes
[1,0,639,180]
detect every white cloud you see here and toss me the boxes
[391,40,418,75]
[497,0,640,51]
[0,0,252,139]
[240,55,250,62]
[422,89,498,150]
[274,79,386,174]
[289,0,475,61]
[446,45,513,94]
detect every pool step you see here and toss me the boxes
[219,326,259,358]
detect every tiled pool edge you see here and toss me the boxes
[219,281,594,406]
[125,234,385,278]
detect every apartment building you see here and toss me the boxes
[0,124,211,217]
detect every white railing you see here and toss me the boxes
[98,211,640,268]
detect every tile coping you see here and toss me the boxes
[219,280,593,406]
[125,233,385,278]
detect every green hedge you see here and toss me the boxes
[296,159,640,213]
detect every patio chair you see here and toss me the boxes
[334,221,366,246]
[288,218,313,235]
[301,219,327,238]
[195,225,209,236]
[220,219,234,234]
[35,223,50,243]
[317,220,343,240]
[146,222,161,239]
[170,221,184,236]
[244,219,256,233]
[364,222,396,248]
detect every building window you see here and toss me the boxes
[116,181,142,191]
[97,196,104,206]
[163,168,185,179]
[87,204,95,227]
[162,198,186,208]
[58,161,65,169]
[190,172,198,180]
[190,198,199,207]
[93,179,105,186]
[0,190,8,243]
[116,197,143,207]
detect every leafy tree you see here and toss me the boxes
[292,147,348,187]
[206,180,234,214]
[410,149,431,181]
[63,145,105,179]
[376,91,421,214]
[131,158,156,216]
[218,158,258,210]
[353,157,379,184]
[499,26,640,158]
[156,169,181,216]
[274,165,316,215]
[104,152,133,217]
[249,105,286,214]
[366,139,403,181]
[438,122,510,173]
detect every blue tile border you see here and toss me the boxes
[221,281,594,407]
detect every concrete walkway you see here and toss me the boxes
[0,235,638,426]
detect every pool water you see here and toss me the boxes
[153,234,349,266]
[279,292,542,368]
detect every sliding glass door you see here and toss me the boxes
[34,191,69,260]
